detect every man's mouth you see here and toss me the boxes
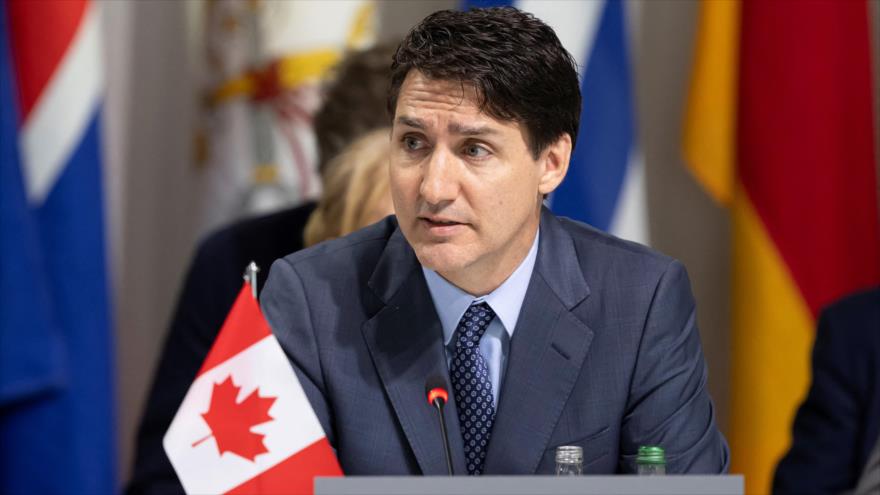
[422,217,461,226]
[419,216,467,235]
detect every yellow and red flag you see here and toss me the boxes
[683,1,880,493]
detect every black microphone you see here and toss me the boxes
[425,375,454,475]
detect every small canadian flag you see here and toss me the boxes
[163,282,342,494]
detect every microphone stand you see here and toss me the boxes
[431,396,454,476]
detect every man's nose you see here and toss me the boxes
[419,147,460,205]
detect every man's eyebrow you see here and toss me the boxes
[395,116,498,137]
[396,116,425,129]
[448,122,498,136]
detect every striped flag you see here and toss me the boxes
[0,0,116,493]
[463,0,648,244]
[164,283,341,493]
[683,1,880,493]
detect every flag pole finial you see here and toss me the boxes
[244,262,259,298]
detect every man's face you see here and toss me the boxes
[390,71,569,293]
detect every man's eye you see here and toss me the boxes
[464,144,489,158]
[403,136,423,151]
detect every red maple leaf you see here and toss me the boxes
[192,375,277,462]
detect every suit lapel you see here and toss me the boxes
[361,229,468,475]
[483,209,595,474]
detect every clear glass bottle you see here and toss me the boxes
[555,445,583,475]
[636,445,666,475]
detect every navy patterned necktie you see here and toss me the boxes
[450,301,497,475]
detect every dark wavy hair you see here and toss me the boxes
[314,42,396,173]
[388,7,581,158]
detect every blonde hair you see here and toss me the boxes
[304,128,392,247]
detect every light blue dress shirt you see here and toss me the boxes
[422,230,540,408]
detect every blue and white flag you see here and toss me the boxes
[0,1,116,492]
[463,0,648,244]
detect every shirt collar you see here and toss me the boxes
[422,229,540,346]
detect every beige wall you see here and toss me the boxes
[104,0,202,483]
[634,0,731,432]
[109,0,879,483]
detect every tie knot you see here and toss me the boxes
[456,302,495,345]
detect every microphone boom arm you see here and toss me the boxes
[427,385,454,476]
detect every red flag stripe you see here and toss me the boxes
[737,0,880,316]
[6,0,88,122]
[227,438,342,494]
[197,283,272,377]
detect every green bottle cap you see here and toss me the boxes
[636,445,666,465]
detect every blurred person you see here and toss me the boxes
[127,43,395,494]
[261,7,727,476]
[774,287,880,494]
[304,127,393,246]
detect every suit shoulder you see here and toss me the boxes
[823,287,880,320]
[555,215,676,276]
[278,215,397,272]
[187,203,316,291]
[197,203,315,260]
[819,286,880,344]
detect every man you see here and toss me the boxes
[126,44,395,494]
[262,7,728,475]
[774,287,880,494]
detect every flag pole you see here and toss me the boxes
[244,261,259,299]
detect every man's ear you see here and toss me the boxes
[537,133,572,196]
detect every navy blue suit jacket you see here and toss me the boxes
[774,287,880,494]
[261,208,729,474]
